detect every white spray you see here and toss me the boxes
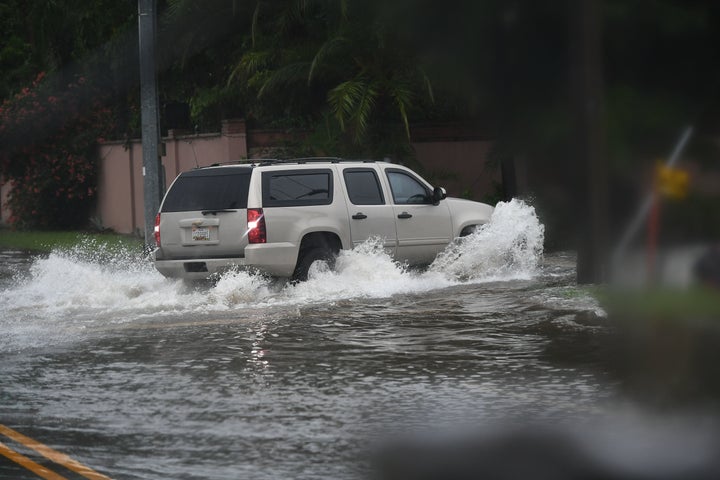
[429,198,545,281]
[0,199,544,332]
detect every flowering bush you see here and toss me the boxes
[0,72,114,228]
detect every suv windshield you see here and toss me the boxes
[161,169,251,212]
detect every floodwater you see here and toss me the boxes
[1,200,717,479]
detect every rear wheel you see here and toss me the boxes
[291,247,335,282]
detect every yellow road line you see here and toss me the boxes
[0,440,67,480]
[0,424,112,480]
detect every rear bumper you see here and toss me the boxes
[153,242,298,279]
[153,257,248,280]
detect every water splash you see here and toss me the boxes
[209,268,274,306]
[430,199,545,281]
[1,239,188,320]
[0,199,545,332]
[284,238,454,303]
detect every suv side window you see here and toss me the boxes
[386,169,432,204]
[343,168,385,205]
[262,169,333,207]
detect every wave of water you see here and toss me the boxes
[429,198,545,280]
[0,199,544,337]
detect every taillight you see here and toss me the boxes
[154,213,161,246]
[247,208,266,244]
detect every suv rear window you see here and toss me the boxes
[262,169,333,207]
[161,169,251,212]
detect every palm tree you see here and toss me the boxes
[226,0,433,141]
[163,0,434,153]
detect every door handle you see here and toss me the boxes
[352,213,367,220]
[397,212,412,219]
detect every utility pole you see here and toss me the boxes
[138,0,162,248]
[572,0,608,284]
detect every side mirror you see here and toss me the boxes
[432,186,447,205]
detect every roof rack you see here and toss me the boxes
[199,159,281,169]
[279,157,377,164]
[198,157,380,169]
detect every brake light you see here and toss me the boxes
[247,208,266,243]
[154,213,161,246]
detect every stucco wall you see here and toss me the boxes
[2,119,498,234]
[413,140,497,201]
[96,120,248,234]
[0,179,11,225]
[96,142,139,234]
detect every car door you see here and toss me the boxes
[342,167,397,254]
[383,167,452,265]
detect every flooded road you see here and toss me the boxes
[0,201,632,478]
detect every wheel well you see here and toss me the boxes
[460,224,483,237]
[298,232,342,255]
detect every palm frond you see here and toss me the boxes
[277,0,306,36]
[227,50,273,85]
[328,78,379,142]
[257,61,311,98]
[328,79,363,131]
[352,81,378,142]
[339,0,348,22]
[251,1,261,47]
[387,82,414,139]
[418,67,435,104]
[308,35,347,85]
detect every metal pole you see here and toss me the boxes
[138,0,162,248]
[611,126,693,268]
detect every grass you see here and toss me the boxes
[0,228,144,253]
[595,286,720,319]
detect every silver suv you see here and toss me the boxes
[153,159,494,281]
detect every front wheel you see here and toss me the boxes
[291,247,335,282]
[460,225,479,237]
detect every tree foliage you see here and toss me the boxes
[2,0,720,230]
[0,73,115,228]
[0,0,136,98]
[163,0,436,155]
[0,0,134,228]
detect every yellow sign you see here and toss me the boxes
[655,163,689,199]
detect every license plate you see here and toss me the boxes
[191,226,210,241]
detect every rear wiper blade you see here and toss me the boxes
[201,209,238,215]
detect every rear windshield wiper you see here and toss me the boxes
[201,209,238,215]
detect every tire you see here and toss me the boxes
[460,225,479,237]
[291,247,335,282]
